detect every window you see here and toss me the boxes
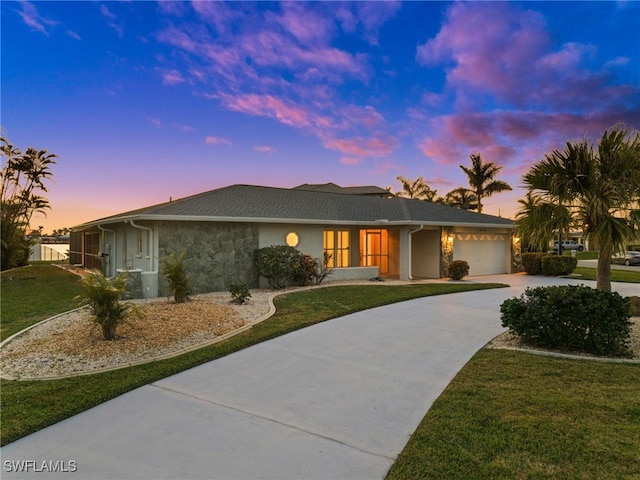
[323,230,350,267]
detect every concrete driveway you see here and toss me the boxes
[1,274,636,480]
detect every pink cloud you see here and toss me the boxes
[160,69,186,86]
[100,4,123,37]
[205,136,231,145]
[156,1,187,16]
[221,94,311,128]
[324,134,398,158]
[17,1,58,34]
[272,2,334,46]
[370,161,406,176]
[339,105,385,129]
[146,117,162,127]
[354,1,402,45]
[340,157,363,166]
[191,1,247,36]
[415,2,637,112]
[417,3,548,105]
[418,109,640,170]
[158,3,371,89]
[171,123,194,132]
[66,29,81,40]
[253,145,276,154]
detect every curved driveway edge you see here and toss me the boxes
[1,274,637,479]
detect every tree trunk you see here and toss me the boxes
[596,247,612,292]
[101,322,117,340]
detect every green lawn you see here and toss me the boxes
[573,266,640,283]
[1,264,85,340]
[0,266,505,446]
[571,250,599,260]
[387,349,640,480]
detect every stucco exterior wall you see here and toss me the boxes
[157,221,259,295]
[411,228,441,278]
[258,224,324,258]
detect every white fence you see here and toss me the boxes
[30,243,69,262]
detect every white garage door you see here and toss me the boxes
[453,234,508,275]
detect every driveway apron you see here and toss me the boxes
[1,274,636,479]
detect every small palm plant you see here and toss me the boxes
[77,270,136,340]
[162,251,192,303]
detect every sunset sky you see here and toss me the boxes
[2,1,639,233]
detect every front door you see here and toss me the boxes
[360,229,389,275]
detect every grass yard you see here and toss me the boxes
[387,349,640,480]
[573,266,640,283]
[0,265,505,446]
[1,264,84,341]
[570,250,599,260]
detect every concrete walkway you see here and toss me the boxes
[1,274,637,479]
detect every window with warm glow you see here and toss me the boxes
[323,230,350,267]
[359,229,389,274]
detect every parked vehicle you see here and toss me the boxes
[550,240,584,252]
[611,251,640,266]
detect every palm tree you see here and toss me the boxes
[443,187,478,210]
[459,154,512,213]
[521,125,640,291]
[396,175,438,201]
[1,137,58,269]
[515,190,574,252]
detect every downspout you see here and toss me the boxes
[97,224,116,277]
[408,225,425,280]
[128,220,155,272]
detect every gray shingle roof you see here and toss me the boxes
[293,183,392,196]
[79,184,513,228]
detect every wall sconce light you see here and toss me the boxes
[513,236,521,243]
[285,231,299,247]
[447,234,454,244]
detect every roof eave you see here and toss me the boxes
[75,214,514,230]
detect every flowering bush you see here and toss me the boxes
[448,260,469,281]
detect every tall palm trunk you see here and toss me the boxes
[596,246,612,292]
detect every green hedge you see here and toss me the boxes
[521,252,544,275]
[500,285,632,357]
[541,255,577,276]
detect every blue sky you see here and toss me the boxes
[2,1,639,232]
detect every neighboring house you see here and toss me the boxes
[292,182,394,197]
[70,184,516,298]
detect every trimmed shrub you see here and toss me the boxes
[541,255,577,276]
[76,270,137,340]
[500,285,632,356]
[629,296,640,316]
[521,252,544,275]
[291,254,318,286]
[161,251,192,303]
[253,245,302,288]
[254,246,335,288]
[448,260,469,281]
[229,282,251,304]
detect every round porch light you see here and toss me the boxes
[286,232,299,247]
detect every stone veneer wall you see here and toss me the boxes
[157,221,259,295]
